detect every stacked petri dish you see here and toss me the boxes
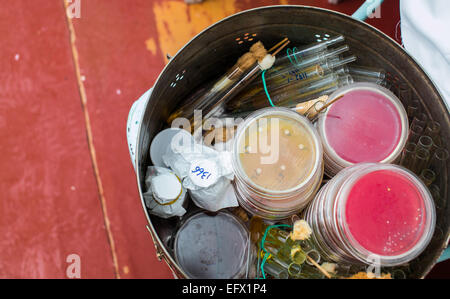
[305,163,436,266]
[174,211,250,279]
[317,82,409,176]
[232,107,324,220]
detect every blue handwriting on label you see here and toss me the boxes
[191,166,212,180]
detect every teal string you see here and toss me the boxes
[259,224,292,279]
[286,48,294,65]
[286,47,300,66]
[262,70,275,108]
[292,47,299,65]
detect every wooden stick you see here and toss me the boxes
[271,40,290,57]
[316,95,345,113]
[268,37,289,53]
[305,95,346,122]
[306,255,332,279]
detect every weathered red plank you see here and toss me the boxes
[0,0,115,278]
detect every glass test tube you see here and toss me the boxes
[241,51,351,105]
[305,249,321,266]
[261,54,355,90]
[275,35,345,67]
[264,229,306,269]
[232,55,339,109]
[263,260,289,279]
[287,263,303,277]
[264,49,328,80]
[411,148,430,175]
[277,74,353,108]
[434,148,449,163]
[256,225,325,279]
[392,269,407,280]
[429,184,443,209]
[396,83,412,106]
[294,264,325,279]
[400,142,417,170]
[272,70,341,99]
[291,245,307,265]
[322,55,357,73]
[238,63,326,104]
[229,72,351,113]
[407,99,420,122]
[351,74,387,86]
[262,56,355,102]
[348,65,386,80]
[430,148,449,175]
[266,45,350,78]
[263,245,293,276]
[408,125,424,144]
[411,113,428,128]
[300,76,354,115]
[419,169,436,187]
[430,136,442,156]
[237,52,354,109]
[424,121,441,139]
[266,63,325,87]
[417,136,433,153]
[334,65,349,75]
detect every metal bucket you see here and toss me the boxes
[132,6,449,278]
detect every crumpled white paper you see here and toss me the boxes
[163,139,238,212]
[142,166,187,218]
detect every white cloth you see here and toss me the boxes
[163,140,238,212]
[143,166,187,219]
[400,0,450,109]
[127,88,153,169]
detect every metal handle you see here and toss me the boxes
[145,225,183,277]
[145,225,164,261]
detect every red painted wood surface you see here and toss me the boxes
[0,0,447,278]
[0,0,115,278]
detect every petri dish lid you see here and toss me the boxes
[174,211,250,279]
[318,83,409,168]
[232,107,323,195]
[151,173,182,202]
[336,163,436,266]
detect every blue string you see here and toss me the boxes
[259,224,292,279]
[262,70,275,108]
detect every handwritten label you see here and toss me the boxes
[191,166,213,180]
[286,69,308,84]
[189,160,218,188]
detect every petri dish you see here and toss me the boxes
[317,83,409,176]
[337,164,436,266]
[306,163,435,267]
[174,211,250,278]
[232,107,323,219]
[150,128,194,167]
[236,111,317,191]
